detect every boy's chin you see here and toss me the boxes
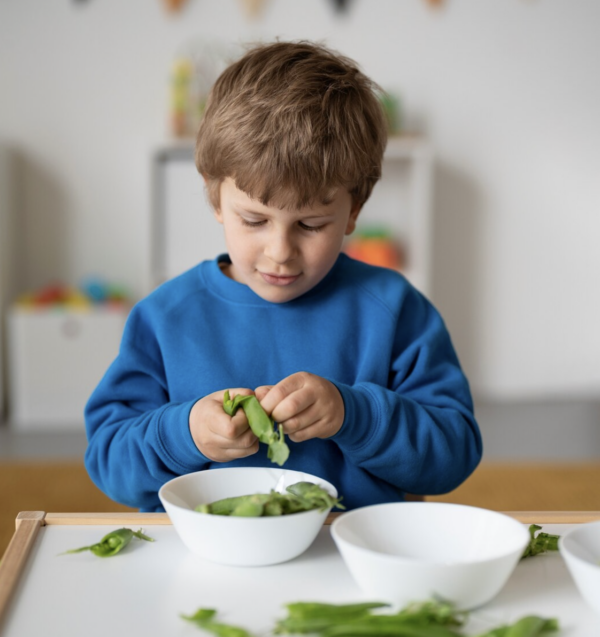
[249,279,308,304]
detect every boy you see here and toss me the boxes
[85,41,482,511]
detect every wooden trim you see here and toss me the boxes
[43,510,600,526]
[44,512,171,526]
[500,511,600,524]
[0,512,45,628]
[43,512,342,526]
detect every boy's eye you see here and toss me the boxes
[299,222,324,233]
[240,218,267,228]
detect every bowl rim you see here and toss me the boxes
[559,520,600,570]
[331,501,530,566]
[158,466,338,520]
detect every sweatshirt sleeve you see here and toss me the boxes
[84,304,209,510]
[331,288,482,496]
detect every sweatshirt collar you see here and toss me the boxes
[202,253,343,306]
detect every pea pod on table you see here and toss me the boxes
[476,615,559,637]
[181,608,254,637]
[521,524,560,559]
[223,390,290,466]
[61,527,154,557]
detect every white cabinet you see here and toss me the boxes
[152,136,433,295]
[7,306,128,430]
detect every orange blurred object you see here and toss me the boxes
[162,0,188,13]
[344,228,404,271]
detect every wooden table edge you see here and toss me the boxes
[2,509,599,628]
[41,510,600,526]
[0,512,45,628]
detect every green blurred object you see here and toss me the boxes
[380,92,401,134]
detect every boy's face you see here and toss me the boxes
[214,178,361,303]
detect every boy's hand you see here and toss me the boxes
[189,389,259,462]
[255,372,344,442]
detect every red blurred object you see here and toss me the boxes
[33,284,69,305]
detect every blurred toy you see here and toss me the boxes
[170,58,194,137]
[162,0,189,12]
[15,278,130,311]
[168,40,240,138]
[344,226,405,271]
[81,277,131,307]
[379,92,402,134]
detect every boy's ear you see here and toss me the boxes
[345,200,362,236]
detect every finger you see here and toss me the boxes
[254,385,273,401]
[212,418,258,448]
[259,372,310,417]
[271,388,316,425]
[215,408,252,440]
[218,387,254,401]
[208,438,260,462]
[278,402,320,436]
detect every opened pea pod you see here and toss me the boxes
[61,527,155,557]
[223,390,290,466]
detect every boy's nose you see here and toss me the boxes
[265,230,297,264]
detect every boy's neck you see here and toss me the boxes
[218,259,232,278]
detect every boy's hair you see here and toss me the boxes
[195,40,388,210]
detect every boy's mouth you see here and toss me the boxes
[260,272,301,286]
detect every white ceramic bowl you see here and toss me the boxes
[331,501,529,610]
[159,467,337,566]
[559,520,600,616]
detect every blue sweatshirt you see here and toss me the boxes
[85,254,482,511]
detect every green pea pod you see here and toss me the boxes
[182,608,254,637]
[223,391,250,417]
[268,424,290,466]
[274,599,467,636]
[195,503,211,514]
[285,602,389,617]
[476,616,559,637]
[321,621,462,637]
[476,629,508,637]
[222,390,290,466]
[264,500,284,516]
[196,494,253,516]
[239,395,275,442]
[395,600,467,628]
[285,482,344,511]
[62,528,154,557]
[275,602,391,634]
[504,616,559,637]
[231,499,265,517]
[181,608,218,623]
[196,493,272,516]
[521,525,560,559]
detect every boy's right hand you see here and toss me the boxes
[189,389,259,462]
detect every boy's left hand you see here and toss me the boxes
[255,372,344,442]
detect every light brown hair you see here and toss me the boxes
[195,40,388,210]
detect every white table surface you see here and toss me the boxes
[2,523,600,636]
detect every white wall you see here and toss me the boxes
[1,0,599,403]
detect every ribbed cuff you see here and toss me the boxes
[155,401,209,471]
